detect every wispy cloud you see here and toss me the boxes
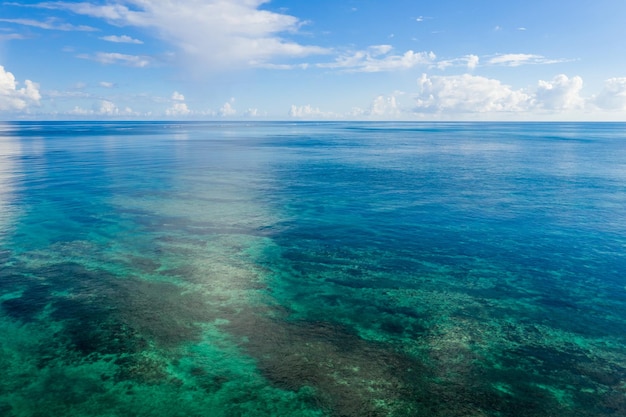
[254,63,310,70]
[488,53,569,67]
[0,17,97,31]
[5,1,135,20]
[100,35,143,44]
[318,45,435,72]
[0,33,28,40]
[435,53,569,70]
[437,54,479,70]
[78,52,152,68]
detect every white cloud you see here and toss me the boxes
[319,46,436,72]
[410,73,606,117]
[536,74,584,110]
[0,33,28,41]
[171,91,185,102]
[46,89,92,99]
[68,100,136,116]
[255,63,310,70]
[68,106,93,115]
[79,52,152,67]
[99,81,115,88]
[289,94,405,120]
[42,0,329,71]
[166,91,191,116]
[98,100,119,115]
[438,54,479,70]
[488,53,567,67]
[369,44,393,55]
[0,17,96,31]
[100,35,143,44]
[466,55,480,70]
[288,104,336,119]
[593,77,626,111]
[166,102,190,116]
[414,73,532,113]
[368,93,407,118]
[0,65,41,112]
[244,108,261,117]
[218,98,237,117]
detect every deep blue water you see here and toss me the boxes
[0,121,625,416]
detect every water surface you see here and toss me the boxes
[1,121,625,416]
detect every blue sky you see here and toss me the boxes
[1,0,626,120]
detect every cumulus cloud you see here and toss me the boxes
[166,91,190,116]
[319,45,435,72]
[367,93,408,118]
[288,104,336,119]
[414,73,532,113]
[0,65,41,112]
[100,34,143,44]
[40,0,328,71]
[171,91,185,102]
[219,98,237,117]
[410,73,607,117]
[535,74,584,110]
[244,108,261,117]
[67,100,136,116]
[98,100,119,115]
[465,55,480,70]
[593,77,626,111]
[68,106,93,116]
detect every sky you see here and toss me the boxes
[1,0,626,121]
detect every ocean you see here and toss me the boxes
[0,121,625,416]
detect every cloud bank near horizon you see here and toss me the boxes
[3,63,626,119]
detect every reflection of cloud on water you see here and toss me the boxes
[0,126,21,242]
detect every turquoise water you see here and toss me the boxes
[0,121,625,416]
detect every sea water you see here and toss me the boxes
[0,121,625,416]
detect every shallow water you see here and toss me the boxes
[0,121,625,416]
